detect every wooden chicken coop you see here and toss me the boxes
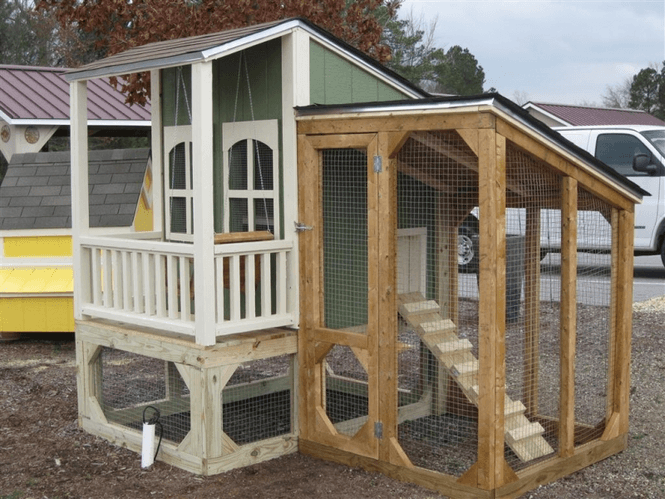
[294,97,642,498]
[64,18,643,499]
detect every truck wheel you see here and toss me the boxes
[458,216,480,273]
[661,241,665,268]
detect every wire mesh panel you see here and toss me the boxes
[395,131,480,476]
[99,348,191,444]
[222,354,293,445]
[324,345,369,437]
[574,189,613,446]
[319,147,370,437]
[322,148,368,330]
[503,144,561,470]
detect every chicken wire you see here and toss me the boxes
[98,347,294,449]
[320,148,370,438]
[396,131,480,476]
[100,348,191,444]
[223,354,294,445]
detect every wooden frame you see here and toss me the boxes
[296,109,636,498]
[76,320,298,475]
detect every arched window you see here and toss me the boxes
[222,120,279,236]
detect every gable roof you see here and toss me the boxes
[0,148,149,230]
[65,18,427,99]
[523,102,665,127]
[0,65,150,126]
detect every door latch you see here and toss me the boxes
[294,221,314,233]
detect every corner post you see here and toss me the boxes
[150,69,164,234]
[191,61,217,346]
[476,126,507,489]
[70,80,91,320]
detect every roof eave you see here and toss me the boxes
[65,18,427,100]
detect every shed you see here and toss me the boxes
[0,65,152,339]
[65,18,642,498]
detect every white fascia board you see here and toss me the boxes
[297,97,497,117]
[0,109,12,123]
[0,118,150,127]
[200,20,301,60]
[523,105,570,127]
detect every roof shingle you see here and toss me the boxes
[0,148,149,230]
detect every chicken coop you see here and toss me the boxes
[295,98,641,498]
[64,18,643,499]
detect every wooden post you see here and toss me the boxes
[614,209,634,435]
[70,80,91,320]
[560,176,578,457]
[150,69,164,235]
[377,131,410,465]
[523,205,541,416]
[474,128,507,489]
[191,61,217,346]
[282,30,309,328]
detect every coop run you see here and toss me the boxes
[295,96,640,498]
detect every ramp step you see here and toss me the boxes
[419,319,457,335]
[451,360,478,378]
[399,300,439,316]
[436,338,473,355]
[509,435,555,462]
[504,399,526,417]
[506,422,545,445]
[397,292,553,464]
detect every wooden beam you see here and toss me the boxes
[297,111,496,136]
[560,176,578,458]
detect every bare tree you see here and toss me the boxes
[601,78,631,109]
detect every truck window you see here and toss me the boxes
[641,130,665,157]
[595,133,651,176]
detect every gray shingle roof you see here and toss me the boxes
[0,149,149,230]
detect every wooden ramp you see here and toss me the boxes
[397,292,554,462]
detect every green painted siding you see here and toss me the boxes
[214,40,282,123]
[309,41,409,105]
[162,66,192,127]
[212,40,283,234]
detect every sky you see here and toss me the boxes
[400,0,665,106]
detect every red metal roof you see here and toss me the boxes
[528,102,665,126]
[0,65,150,123]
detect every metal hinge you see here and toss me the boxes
[294,221,313,233]
[373,155,383,173]
[374,421,383,439]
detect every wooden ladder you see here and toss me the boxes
[397,292,554,462]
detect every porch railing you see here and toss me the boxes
[78,235,296,338]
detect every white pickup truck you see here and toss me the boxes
[456,124,665,271]
[556,125,665,268]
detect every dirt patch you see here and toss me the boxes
[1,307,665,499]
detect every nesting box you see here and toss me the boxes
[295,99,639,498]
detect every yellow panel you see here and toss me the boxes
[0,296,74,332]
[0,267,73,294]
[3,236,73,257]
[134,193,154,232]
